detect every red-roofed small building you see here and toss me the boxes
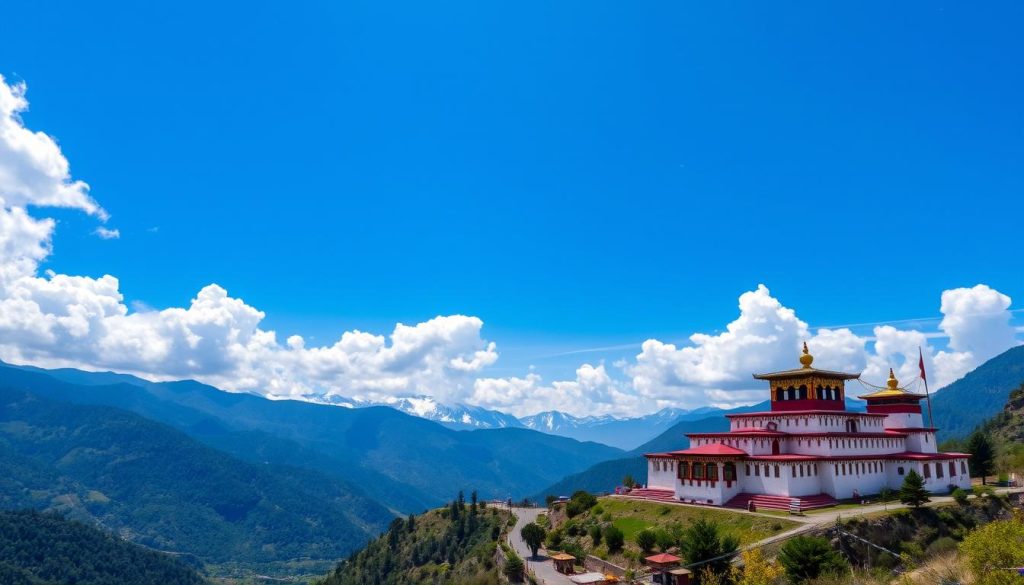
[643,343,971,509]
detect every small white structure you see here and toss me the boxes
[642,344,971,510]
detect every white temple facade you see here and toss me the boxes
[641,344,971,510]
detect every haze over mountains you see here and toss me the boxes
[2,341,1023,581]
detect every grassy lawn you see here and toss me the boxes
[545,497,802,573]
[597,498,800,546]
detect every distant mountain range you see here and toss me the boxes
[0,384,394,577]
[314,393,524,430]
[0,362,621,512]
[929,344,1024,441]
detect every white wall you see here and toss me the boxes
[729,413,887,433]
[826,459,889,499]
[882,412,924,429]
[739,461,823,497]
[888,459,971,493]
[903,432,937,453]
[647,458,677,490]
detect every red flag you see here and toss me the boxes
[918,347,927,382]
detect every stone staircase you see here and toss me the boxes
[624,488,676,502]
[724,492,837,511]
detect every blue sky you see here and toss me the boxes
[1,2,1022,415]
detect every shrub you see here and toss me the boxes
[925,536,959,557]
[654,528,675,552]
[588,524,602,546]
[679,518,738,578]
[566,491,598,518]
[604,525,625,554]
[778,536,848,583]
[563,539,586,562]
[952,488,969,505]
[961,514,1024,585]
[635,529,657,553]
[592,505,603,516]
[973,485,995,498]
[545,529,563,549]
[503,552,524,582]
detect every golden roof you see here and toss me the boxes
[857,368,926,399]
[753,342,860,381]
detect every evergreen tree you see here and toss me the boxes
[623,474,636,489]
[967,431,996,485]
[636,529,657,553]
[778,536,847,583]
[603,525,625,554]
[899,469,930,507]
[679,518,739,578]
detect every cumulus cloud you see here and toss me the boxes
[616,284,1020,411]
[0,76,498,405]
[471,363,651,418]
[0,75,105,219]
[0,74,1019,419]
[93,227,120,240]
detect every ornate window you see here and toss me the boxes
[774,465,780,478]
[923,463,931,479]
[706,463,718,481]
[949,462,956,477]
[961,461,967,474]
[693,464,705,479]
[679,462,690,479]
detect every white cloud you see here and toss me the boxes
[0,74,1019,420]
[471,363,651,418]
[93,227,120,240]
[0,75,106,219]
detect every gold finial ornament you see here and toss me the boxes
[799,342,814,368]
[887,368,900,390]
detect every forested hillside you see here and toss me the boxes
[318,493,508,585]
[0,509,205,585]
[930,345,1024,440]
[0,363,623,511]
[0,386,393,578]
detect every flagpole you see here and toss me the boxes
[919,347,934,428]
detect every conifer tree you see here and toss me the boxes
[967,431,996,485]
[899,469,930,507]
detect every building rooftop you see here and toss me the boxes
[857,369,927,400]
[753,343,860,381]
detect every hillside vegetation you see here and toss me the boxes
[0,386,393,578]
[1,363,622,512]
[0,509,205,585]
[317,493,509,585]
[930,345,1024,441]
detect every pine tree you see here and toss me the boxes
[899,469,930,507]
[778,536,847,583]
[967,431,996,485]
[680,518,739,577]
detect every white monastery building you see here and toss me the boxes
[638,344,971,510]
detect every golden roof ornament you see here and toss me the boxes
[887,368,900,390]
[799,342,814,368]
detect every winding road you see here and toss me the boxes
[509,488,1021,583]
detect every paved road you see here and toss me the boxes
[512,488,1022,580]
[509,507,575,585]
